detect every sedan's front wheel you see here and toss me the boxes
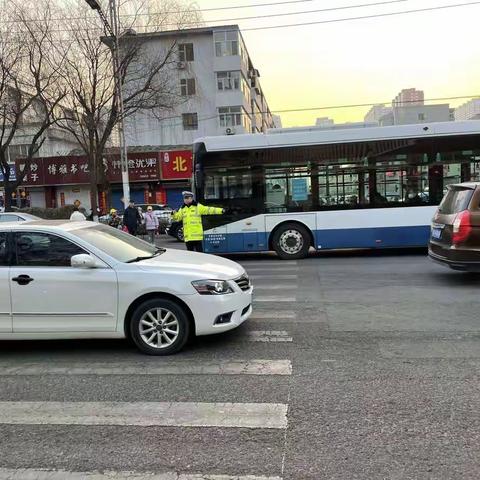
[130,298,190,355]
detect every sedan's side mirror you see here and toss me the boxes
[71,254,96,269]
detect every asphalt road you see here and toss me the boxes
[0,236,479,480]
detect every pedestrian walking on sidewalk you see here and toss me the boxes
[172,191,225,253]
[145,206,159,244]
[123,200,142,235]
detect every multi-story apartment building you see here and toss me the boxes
[455,98,480,121]
[392,88,424,107]
[364,104,392,124]
[123,25,275,148]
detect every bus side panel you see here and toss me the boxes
[315,206,437,249]
[203,225,229,253]
[264,213,317,245]
[203,215,269,253]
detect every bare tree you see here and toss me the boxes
[0,1,67,211]
[53,0,203,215]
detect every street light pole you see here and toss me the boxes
[85,0,130,209]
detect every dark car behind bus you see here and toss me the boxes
[429,182,480,271]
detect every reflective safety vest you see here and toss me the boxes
[172,203,223,242]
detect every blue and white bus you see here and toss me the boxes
[193,121,480,259]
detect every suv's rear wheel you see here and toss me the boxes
[130,298,190,355]
[272,223,310,260]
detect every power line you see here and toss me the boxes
[130,94,480,133]
[269,95,480,113]
[5,0,477,35]
[0,0,407,29]
[241,0,480,30]
[122,0,408,23]
[63,0,480,35]
[154,0,315,13]
[0,0,315,24]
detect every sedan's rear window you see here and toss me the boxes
[439,187,474,214]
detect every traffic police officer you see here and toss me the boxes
[173,191,225,252]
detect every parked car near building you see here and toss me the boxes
[0,212,41,223]
[0,221,252,355]
[429,182,480,271]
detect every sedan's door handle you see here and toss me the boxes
[12,275,34,285]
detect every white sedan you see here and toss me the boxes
[0,221,253,355]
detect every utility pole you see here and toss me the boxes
[85,0,130,209]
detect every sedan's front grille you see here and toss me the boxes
[234,274,251,292]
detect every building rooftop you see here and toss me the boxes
[118,24,240,41]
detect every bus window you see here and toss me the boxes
[204,168,252,200]
[265,167,311,212]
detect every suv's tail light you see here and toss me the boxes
[452,210,472,245]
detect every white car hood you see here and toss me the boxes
[136,249,245,280]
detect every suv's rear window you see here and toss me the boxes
[439,188,474,214]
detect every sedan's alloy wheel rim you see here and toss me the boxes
[139,308,180,349]
[279,229,303,254]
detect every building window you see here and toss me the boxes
[219,106,242,127]
[182,113,198,130]
[217,71,241,91]
[180,78,196,96]
[214,31,239,57]
[418,113,426,121]
[178,43,194,62]
[7,144,33,163]
[219,106,247,128]
[241,77,251,105]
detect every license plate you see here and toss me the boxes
[431,227,443,240]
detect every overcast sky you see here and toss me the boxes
[196,0,480,127]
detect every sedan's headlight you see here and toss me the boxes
[192,280,234,295]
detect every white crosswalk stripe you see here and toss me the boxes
[0,401,288,429]
[250,275,297,280]
[247,331,293,343]
[249,311,296,320]
[0,360,292,376]
[254,296,296,302]
[245,267,299,273]
[0,469,282,479]
[241,261,297,267]
[253,285,297,290]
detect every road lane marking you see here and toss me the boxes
[241,261,297,266]
[249,311,296,319]
[0,469,282,480]
[0,402,288,429]
[0,360,292,376]
[247,331,293,343]
[254,296,296,302]
[253,285,297,290]
[250,275,297,280]
[245,267,299,273]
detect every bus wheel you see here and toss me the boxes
[272,223,310,260]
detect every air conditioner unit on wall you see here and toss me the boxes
[177,61,186,69]
[225,127,236,135]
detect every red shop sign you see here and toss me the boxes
[107,152,161,182]
[44,156,90,185]
[160,150,193,180]
[16,159,46,186]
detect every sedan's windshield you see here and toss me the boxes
[75,225,161,263]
